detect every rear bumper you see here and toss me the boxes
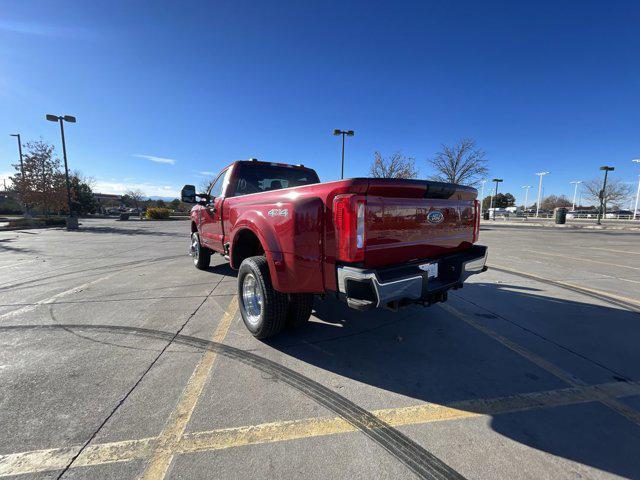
[336,245,488,310]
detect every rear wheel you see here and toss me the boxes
[190,232,211,270]
[287,293,314,328]
[238,256,288,339]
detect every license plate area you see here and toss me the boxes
[418,262,438,279]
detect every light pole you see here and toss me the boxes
[488,178,503,220]
[9,134,24,175]
[596,165,614,225]
[569,180,582,211]
[333,129,354,179]
[10,134,28,216]
[535,171,549,218]
[479,179,487,212]
[632,159,640,220]
[521,185,532,216]
[46,114,77,229]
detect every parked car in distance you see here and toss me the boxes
[182,159,487,339]
[605,210,633,219]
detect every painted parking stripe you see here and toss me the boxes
[525,249,640,272]
[440,302,640,426]
[138,296,239,480]
[1,380,638,477]
[489,264,640,310]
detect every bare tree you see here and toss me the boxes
[582,179,632,210]
[540,194,572,211]
[199,175,216,193]
[369,152,418,179]
[427,138,489,186]
[125,189,145,213]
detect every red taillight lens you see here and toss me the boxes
[333,194,366,262]
[473,199,480,243]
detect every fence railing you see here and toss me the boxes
[483,212,638,221]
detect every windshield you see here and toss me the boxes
[232,163,320,196]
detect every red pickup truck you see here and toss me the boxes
[181,159,487,338]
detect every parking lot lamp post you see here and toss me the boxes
[46,114,77,230]
[633,159,640,220]
[521,185,532,216]
[570,181,582,211]
[535,171,549,218]
[596,166,614,225]
[9,134,24,175]
[478,179,487,212]
[488,178,503,220]
[333,129,354,180]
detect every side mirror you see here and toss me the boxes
[181,185,196,203]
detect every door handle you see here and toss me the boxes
[206,205,217,215]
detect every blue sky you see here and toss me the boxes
[1,0,639,204]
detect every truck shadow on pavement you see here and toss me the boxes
[266,283,640,478]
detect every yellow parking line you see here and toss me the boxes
[138,296,239,480]
[2,380,638,477]
[489,263,640,307]
[440,302,640,426]
[525,249,640,272]
[586,247,640,256]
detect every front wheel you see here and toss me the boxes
[238,256,288,339]
[190,232,211,270]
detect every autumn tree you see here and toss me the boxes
[9,140,67,215]
[369,152,418,179]
[427,138,489,186]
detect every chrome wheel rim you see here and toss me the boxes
[241,273,263,326]
[191,234,199,263]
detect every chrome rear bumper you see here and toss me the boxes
[336,245,488,310]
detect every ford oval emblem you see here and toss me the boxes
[427,210,444,225]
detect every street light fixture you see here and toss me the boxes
[333,129,354,180]
[596,166,614,225]
[569,181,582,211]
[535,171,549,218]
[632,159,640,221]
[488,178,503,220]
[46,113,78,230]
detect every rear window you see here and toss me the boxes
[232,163,320,196]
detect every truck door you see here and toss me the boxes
[200,168,230,253]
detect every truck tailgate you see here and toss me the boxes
[363,180,477,268]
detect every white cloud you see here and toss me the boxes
[0,20,94,38]
[197,171,216,176]
[93,180,179,198]
[133,154,176,165]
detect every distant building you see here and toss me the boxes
[93,193,122,213]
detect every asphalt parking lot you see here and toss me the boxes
[1,218,639,479]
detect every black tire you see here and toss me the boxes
[287,293,314,328]
[238,256,288,339]
[191,232,211,270]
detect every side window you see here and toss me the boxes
[208,169,229,199]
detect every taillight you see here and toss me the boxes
[473,199,480,243]
[333,194,366,262]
